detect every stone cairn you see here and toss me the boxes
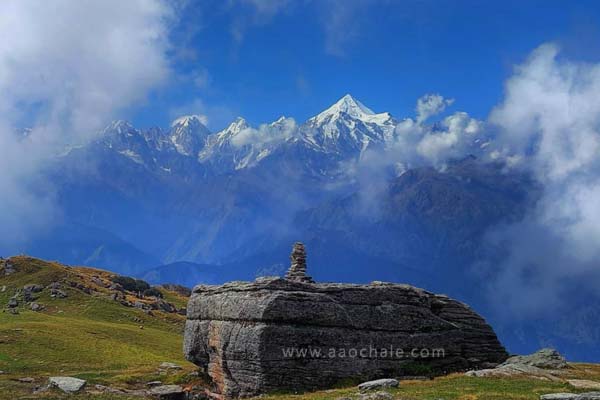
[285,242,314,283]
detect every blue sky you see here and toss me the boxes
[130,0,600,131]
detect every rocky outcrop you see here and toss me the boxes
[184,245,507,398]
[466,348,568,380]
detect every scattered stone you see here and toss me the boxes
[7,297,18,308]
[23,290,34,302]
[159,362,182,370]
[149,384,185,400]
[568,380,600,390]
[134,301,149,310]
[540,394,600,400]
[3,261,16,276]
[93,384,126,394]
[23,284,44,293]
[147,381,163,387]
[358,378,399,392]
[8,308,19,315]
[48,376,86,393]
[91,277,104,286]
[50,289,68,298]
[109,282,124,292]
[152,299,176,313]
[69,281,92,294]
[359,391,394,400]
[335,397,352,400]
[30,303,45,312]
[540,394,579,400]
[177,307,187,315]
[502,348,568,370]
[47,282,61,290]
[185,243,507,398]
[18,377,35,383]
[1,285,6,292]
[284,242,315,283]
[110,292,124,301]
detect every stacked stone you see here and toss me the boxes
[285,242,314,283]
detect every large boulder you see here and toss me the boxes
[184,277,507,398]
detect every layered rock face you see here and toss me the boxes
[184,244,507,398]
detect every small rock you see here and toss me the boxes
[152,299,176,313]
[7,297,18,308]
[147,381,163,387]
[24,284,44,293]
[358,378,399,392]
[23,290,34,302]
[94,384,126,394]
[91,277,104,286]
[30,303,45,312]
[149,384,185,399]
[1,285,6,292]
[8,308,19,315]
[50,289,68,298]
[3,262,16,276]
[18,377,35,383]
[335,397,352,400]
[47,282,61,290]
[359,391,394,400]
[540,394,600,400]
[568,380,600,390]
[540,394,579,400]
[109,283,124,292]
[159,362,182,370]
[49,376,86,393]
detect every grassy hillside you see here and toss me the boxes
[2,256,600,400]
[0,256,198,399]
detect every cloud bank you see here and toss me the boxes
[483,43,600,318]
[0,0,174,250]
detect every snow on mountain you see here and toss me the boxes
[199,117,292,170]
[168,115,211,156]
[87,95,403,173]
[302,94,397,155]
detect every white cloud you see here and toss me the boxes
[416,93,455,123]
[483,43,600,317]
[384,98,483,172]
[0,0,174,250]
[231,117,297,147]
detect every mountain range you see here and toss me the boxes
[7,94,600,362]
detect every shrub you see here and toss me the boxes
[143,287,163,298]
[110,276,150,293]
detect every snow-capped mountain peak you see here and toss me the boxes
[303,95,396,154]
[169,115,211,156]
[310,94,378,125]
[104,120,136,135]
[219,117,249,138]
[170,114,207,128]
